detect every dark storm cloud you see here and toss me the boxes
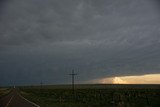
[0,0,160,85]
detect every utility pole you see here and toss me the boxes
[40,81,43,88]
[69,69,77,94]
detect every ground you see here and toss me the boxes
[18,84,160,107]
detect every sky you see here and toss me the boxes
[0,0,160,86]
[91,74,160,84]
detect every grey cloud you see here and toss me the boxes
[0,0,160,85]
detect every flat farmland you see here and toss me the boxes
[19,84,160,107]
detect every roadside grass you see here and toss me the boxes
[19,85,160,107]
[0,88,10,99]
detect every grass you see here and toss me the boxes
[0,88,10,99]
[19,84,160,107]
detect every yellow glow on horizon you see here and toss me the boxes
[113,77,128,84]
[96,74,160,84]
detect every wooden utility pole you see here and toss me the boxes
[69,69,77,94]
[40,81,43,88]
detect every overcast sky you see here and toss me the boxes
[0,0,160,86]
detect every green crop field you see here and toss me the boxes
[19,84,160,107]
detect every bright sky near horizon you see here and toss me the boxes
[95,74,160,84]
